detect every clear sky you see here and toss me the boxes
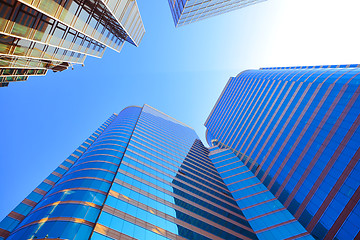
[0,0,359,220]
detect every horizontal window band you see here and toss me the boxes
[22,199,37,207]
[185,153,223,178]
[115,179,250,229]
[25,200,102,217]
[70,153,80,158]
[131,138,185,161]
[225,174,255,187]
[218,161,245,174]
[65,159,75,164]
[218,159,243,172]
[7,211,26,222]
[124,155,234,204]
[93,224,136,240]
[87,142,129,149]
[208,148,228,156]
[58,164,69,170]
[74,153,123,161]
[33,188,47,196]
[283,231,311,240]
[72,160,119,168]
[54,177,112,188]
[75,149,84,154]
[230,182,261,193]
[116,171,246,221]
[128,143,183,166]
[235,189,268,201]
[0,229,11,239]
[247,207,286,221]
[131,131,188,156]
[133,130,188,156]
[82,148,125,156]
[102,204,223,240]
[242,198,277,211]
[254,219,298,234]
[45,187,107,199]
[188,150,214,164]
[211,153,234,162]
[66,167,116,175]
[125,152,228,191]
[109,188,254,235]
[10,217,95,235]
[134,126,189,151]
[126,149,225,191]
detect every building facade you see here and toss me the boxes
[209,144,313,240]
[0,105,258,240]
[2,63,359,239]
[205,64,360,239]
[0,0,145,87]
[167,0,266,27]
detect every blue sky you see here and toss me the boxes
[0,0,359,220]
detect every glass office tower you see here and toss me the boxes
[205,64,360,240]
[168,0,266,27]
[208,144,313,240]
[0,0,145,87]
[0,105,258,240]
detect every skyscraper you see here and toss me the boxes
[167,0,266,27]
[0,0,145,87]
[2,64,359,240]
[205,64,360,240]
[0,105,259,240]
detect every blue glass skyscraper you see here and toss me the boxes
[2,64,359,239]
[205,64,360,240]
[168,0,266,27]
[0,105,258,240]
